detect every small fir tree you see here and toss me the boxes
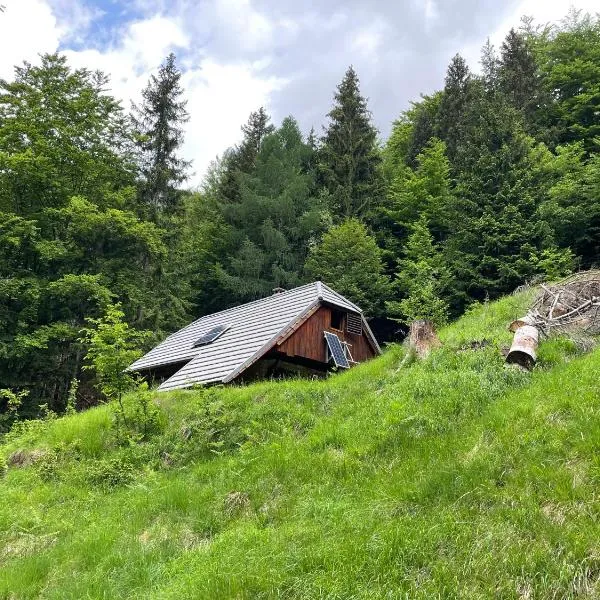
[386,217,449,327]
[436,54,472,163]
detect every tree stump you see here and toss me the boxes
[407,320,441,358]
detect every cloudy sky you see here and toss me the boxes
[0,0,597,185]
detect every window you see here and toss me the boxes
[193,324,229,347]
[330,309,344,330]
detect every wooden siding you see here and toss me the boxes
[277,305,377,364]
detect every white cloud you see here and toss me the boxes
[214,0,274,50]
[352,19,388,59]
[63,14,285,185]
[0,0,61,78]
[182,59,287,186]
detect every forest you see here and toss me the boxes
[1,9,599,422]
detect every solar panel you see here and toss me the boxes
[346,312,362,336]
[193,324,229,347]
[324,331,350,368]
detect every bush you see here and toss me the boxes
[86,456,135,488]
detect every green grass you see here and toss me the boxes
[2,291,600,599]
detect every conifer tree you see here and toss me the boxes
[498,28,540,124]
[436,54,471,163]
[132,53,190,216]
[320,66,383,220]
[387,137,453,246]
[480,38,499,92]
[305,219,390,316]
[405,93,442,167]
[218,107,275,206]
[217,117,322,300]
[444,91,562,310]
[386,216,449,327]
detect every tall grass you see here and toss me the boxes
[1,291,599,599]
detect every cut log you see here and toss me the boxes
[508,315,536,333]
[407,320,441,358]
[506,325,539,370]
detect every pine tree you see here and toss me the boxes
[436,54,472,163]
[319,66,383,220]
[132,53,190,216]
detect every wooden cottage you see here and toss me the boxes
[128,282,380,390]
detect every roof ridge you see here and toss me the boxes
[173,282,320,337]
[319,282,362,313]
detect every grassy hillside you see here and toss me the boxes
[2,291,600,599]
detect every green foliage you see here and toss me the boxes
[216,117,324,300]
[498,28,541,125]
[132,53,191,216]
[535,12,600,151]
[0,388,28,432]
[319,66,384,220]
[443,89,557,309]
[541,143,600,266]
[436,54,472,163]
[80,304,145,405]
[386,137,453,245]
[305,219,390,316]
[0,54,135,215]
[85,456,135,488]
[387,217,450,326]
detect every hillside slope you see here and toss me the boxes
[1,292,600,599]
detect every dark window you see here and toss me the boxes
[330,309,344,330]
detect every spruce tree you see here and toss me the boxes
[386,216,449,327]
[387,137,453,248]
[132,53,190,216]
[480,38,499,92]
[444,91,560,310]
[218,107,274,205]
[498,28,540,125]
[436,54,471,163]
[217,117,322,300]
[320,66,383,220]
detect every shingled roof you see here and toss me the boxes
[128,281,380,391]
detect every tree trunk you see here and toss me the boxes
[407,320,441,358]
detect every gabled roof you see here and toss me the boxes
[128,281,380,391]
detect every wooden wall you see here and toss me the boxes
[277,305,377,365]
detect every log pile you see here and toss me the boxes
[506,270,600,370]
[526,270,600,336]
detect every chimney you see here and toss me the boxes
[272,287,286,294]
